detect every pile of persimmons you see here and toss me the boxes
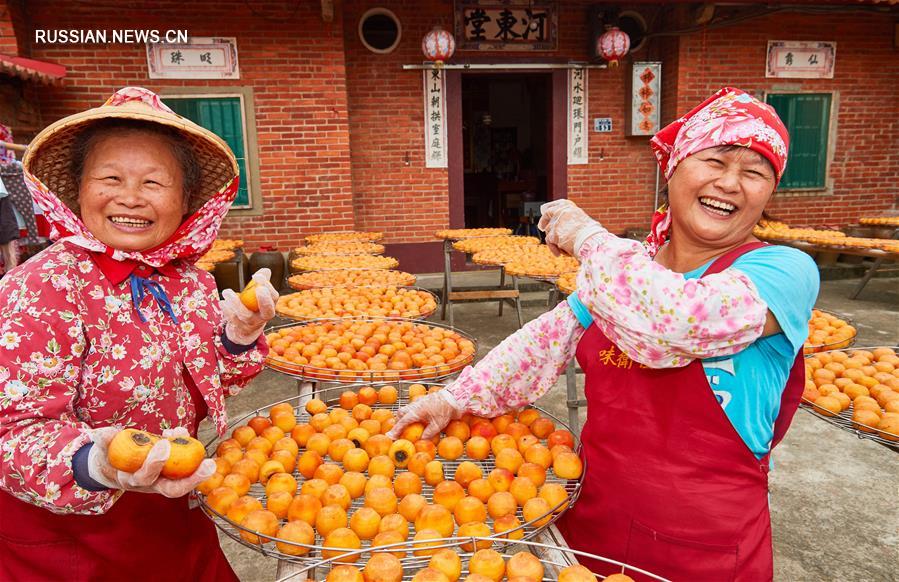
[264,320,476,381]
[803,347,899,441]
[276,287,438,321]
[197,383,586,582]
[290,254,400,273]
[288,270,418,291]
[803,309,857,355]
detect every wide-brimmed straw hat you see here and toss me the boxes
[23,86,238,215]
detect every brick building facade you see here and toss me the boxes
[1,1,897,271]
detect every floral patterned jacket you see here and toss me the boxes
[0,89,267,515]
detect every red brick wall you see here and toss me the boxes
[342,1,666,240]
[20,0,355,251]
[0,0,17,55]
[10,2,899,267]
[672,11,899,227]
[343,1,450,244]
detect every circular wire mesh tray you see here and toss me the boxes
[305,231,385,244]
[802,308,857,355]
[263,317,478,383]
[275,287,440,323]
[197,382,586,569]
[801,345,899,452]
[287,269,418,291]
[275,535,670,581]
[291,243,386,257]
[435,228,513,241]
[290,255,400,273]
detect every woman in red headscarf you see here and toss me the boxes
[389,88,819,580]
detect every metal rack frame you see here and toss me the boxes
[440,238,523,329]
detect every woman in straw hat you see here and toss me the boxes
[0,87,278,580]
[389,88,820,580]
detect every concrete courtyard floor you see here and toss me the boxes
[208,272,899,581]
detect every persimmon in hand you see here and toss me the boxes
[106,429,205,479]
[107,429,159,473]
[239,280,260,311]
[162,435,207,479]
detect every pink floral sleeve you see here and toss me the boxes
[447,302,584,417]
[576,231,767,368]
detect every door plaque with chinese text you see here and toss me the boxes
[423,69,448,168]
[766,41,835,79]
[455,1,558,51]
[147,37,239,79]
[568,67,588,165]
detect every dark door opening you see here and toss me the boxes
[461,73,551,234]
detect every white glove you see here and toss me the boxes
[87,426,216,498]
[221,268,280,345]
[386,391,465,440]
[537,200,606,256]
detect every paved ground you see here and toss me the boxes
[208,271,899,581]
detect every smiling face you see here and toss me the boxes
[78,131,187,252]
[666,145,776,250]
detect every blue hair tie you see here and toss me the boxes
[129,274,179,324]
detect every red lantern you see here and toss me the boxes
[597,26,630,67]
[422,26,455,66]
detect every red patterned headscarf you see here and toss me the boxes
[644,87,790,256]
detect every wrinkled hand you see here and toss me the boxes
[87,427,216,498]
[537,199,604,256]
[221,267,280,345]
[386,391,465,441]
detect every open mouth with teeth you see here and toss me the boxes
[109,216,153,229]
[698,197,737,217]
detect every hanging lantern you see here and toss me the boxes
[422,26,455,67]
[597,26,630,67]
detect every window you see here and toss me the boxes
[618,11,648,53]
[358,8,402,54]
[766,93,832,190]
[163,93,255,208]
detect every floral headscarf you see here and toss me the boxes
[23,88,239,267]
[644,87,790,256]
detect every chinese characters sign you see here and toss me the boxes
[455,1,557,51]
[568,67,588,165]
[628,62,661,136]
[423,69,448,168]
[766,41,835,79]
[147,37,240,79]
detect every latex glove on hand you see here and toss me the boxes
[385,390,465,441]
[221,267,280,345]
[86,426,216,498]
[537,199,605,256]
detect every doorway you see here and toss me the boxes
[460,73,551,234]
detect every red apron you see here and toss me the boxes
[557,242,804,581]
[0,369,237,582]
